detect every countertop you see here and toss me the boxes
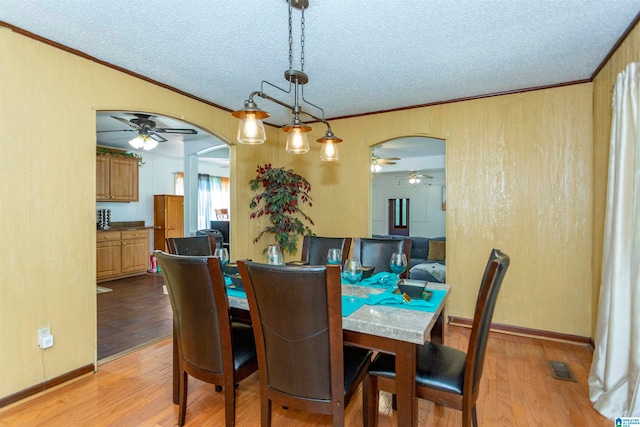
[97,221,153,232]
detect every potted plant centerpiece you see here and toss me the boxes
[249,163,315,256]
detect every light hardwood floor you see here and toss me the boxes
[0,324,610,426]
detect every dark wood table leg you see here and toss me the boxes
[172,321,179,404]
[430,310,445,344]
[395,341,419,427]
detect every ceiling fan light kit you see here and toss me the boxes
[232,0,343,160]
[129,134,158,151]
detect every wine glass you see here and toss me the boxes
[327,248,342,266]
[214,247,229,268]
[343,258,363,302]
[266,245,284,265]
[389,252,408,286]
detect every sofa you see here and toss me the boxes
[372,235,446,282]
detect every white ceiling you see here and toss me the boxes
[2,1,639,164]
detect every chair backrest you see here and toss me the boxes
[238,261,344,410]
[301,236,352,265]
[195,229,224,250]
[353,237,412,278]
[155,251,233,376]
[166,236,212,256]
[464,248,510,396]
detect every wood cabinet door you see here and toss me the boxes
[109,157,139,201]
[96,155,110,201]
[121,238,149,273]
[97,240,121,279]
[166,196,184,238]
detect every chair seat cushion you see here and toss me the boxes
[344,346,373,395]
[231,322,257,370]
[368,342,466,395]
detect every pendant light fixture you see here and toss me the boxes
[232,0,343,160]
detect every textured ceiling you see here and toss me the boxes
[2,1,639,165]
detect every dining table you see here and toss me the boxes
[171,276,450,427]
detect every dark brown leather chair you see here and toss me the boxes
[238,261,372,426]
[155,251,258,427]
[301,236,352,266]
[166,236,212,256]
[353,237,412,279]
[363,249,510,427]
[195,229,224,251]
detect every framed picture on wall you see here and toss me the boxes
[442,186,446,211]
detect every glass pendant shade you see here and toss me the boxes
[236,113,267,144]
[232,101,269,144]
[317,129,342,161]
[283,122,311,154]
[320,140,339,161]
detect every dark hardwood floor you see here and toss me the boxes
[97,273,173,362]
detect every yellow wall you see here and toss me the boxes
[283,86,593,336]
[1,17,637,399]
[591,23,640,336]
[0,27,272,398]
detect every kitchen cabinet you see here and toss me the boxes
[96,154,139,202]
[97,229,150,282]
[154,195,184,251]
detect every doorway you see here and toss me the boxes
[95,111,229,361]
[371,136,446,238]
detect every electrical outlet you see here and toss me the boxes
[38,326,51,338]
[38,326,53,349]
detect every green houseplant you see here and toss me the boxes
[249,164,315,255]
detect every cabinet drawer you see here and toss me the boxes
[121,229,148,240]
[97,231,121,241]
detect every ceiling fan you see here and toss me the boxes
[98,113,198,150]
[395,170,434,184]
[371,154,401,172]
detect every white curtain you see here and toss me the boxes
[197,174,228,229]
[589,62,640,419]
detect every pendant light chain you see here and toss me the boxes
[300,5,305,72]
[288,1,293,72]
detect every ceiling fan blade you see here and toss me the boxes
[96,129,135,133]
[378,159,397,165]
[111,116,141,130]
[149,132,168,142]
[383,157,401,161]
[153,128,198,135]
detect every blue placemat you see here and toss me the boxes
[342,296,368,316]
[341,272,396,288]
[366,287,446,312]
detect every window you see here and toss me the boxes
[174,172,184,195]
[388,198,409,236]
[197,174,230,229]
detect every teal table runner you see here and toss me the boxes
[366,287,447,312]
[341,271,396,288]
[341,296,368,316]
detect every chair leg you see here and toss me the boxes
[462,404,477,427]
[178,372,188,426]
[224,380,236,427]
[363,374,379,427]
[261,397,272,427]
